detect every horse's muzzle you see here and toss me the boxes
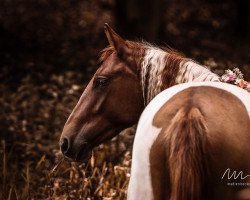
[59,136,90,162]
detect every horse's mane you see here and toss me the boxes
[99,41,184,63]
[99,41,188,104]
[99,41,219,105]
[99,46,114,63]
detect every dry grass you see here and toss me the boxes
[1,130,134,200]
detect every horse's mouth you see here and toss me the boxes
[74,127,122,162]
[75,145,92,162]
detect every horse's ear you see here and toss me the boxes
[104,23,128,54]
[104,23,138,72]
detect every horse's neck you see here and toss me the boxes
[140,47,220,105]
[176,60,220,83]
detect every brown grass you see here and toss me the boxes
[1,133,134,200]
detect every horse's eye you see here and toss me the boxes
[94,77,109,88]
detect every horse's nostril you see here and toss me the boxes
[60,137,70,154]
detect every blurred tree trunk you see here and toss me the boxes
[236,0,249,37]
[114,0,166,42]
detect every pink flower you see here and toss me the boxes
[228,75,235,82]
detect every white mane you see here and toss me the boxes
[177,61,220,83]
[141,47,167,105]
[140,45,220,105]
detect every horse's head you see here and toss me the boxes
[60,24,145,161]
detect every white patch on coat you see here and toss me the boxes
[127,82,250,200]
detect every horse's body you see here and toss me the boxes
[128,82,250,200]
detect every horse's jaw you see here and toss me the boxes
[63,126,125,162]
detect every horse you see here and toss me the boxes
[59,23,220,161]
[59,24,250,199]
[128,82,250,200]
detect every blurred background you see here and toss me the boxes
[0,0,249,199]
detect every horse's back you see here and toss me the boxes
[128,82,250,200]
[150,82,250,116]
[160,84,250,155]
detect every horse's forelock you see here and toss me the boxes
[99,46,115,63]
[99,41,147,74]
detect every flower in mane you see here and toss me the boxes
[220,68,250,92]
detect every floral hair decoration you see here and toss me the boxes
[220,68,250,92]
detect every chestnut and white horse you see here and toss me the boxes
[59,24,250,199]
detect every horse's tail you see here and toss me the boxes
[166,107,209,200]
